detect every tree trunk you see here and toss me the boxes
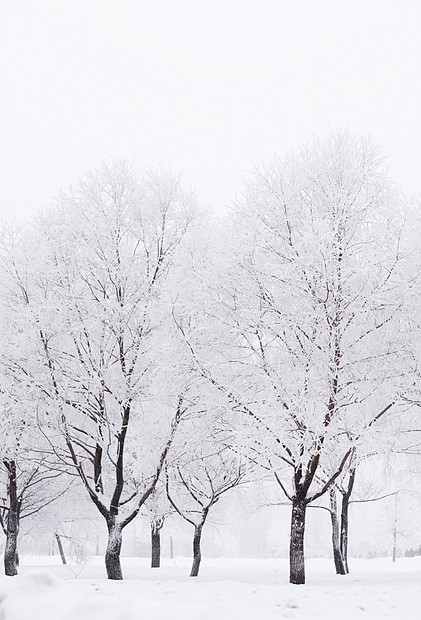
[329,489,347,575]
[340,493,350,573]
[190,524,203,577]
[340,468,355,573]
[289,496,307,585]
[105,519,123,580]
[392,492,398,562]
[55,533,67,565]
[392,524,397,562]
[4,522,19,577]
[4,461,20,577]
[151,523,161,568]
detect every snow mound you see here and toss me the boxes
[0,572,208,620]
[8,570,62,593]
[0,571,67,620]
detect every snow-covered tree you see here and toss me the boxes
[177,132,410,584]
[0,371,67,577]
[0,162,200,579]
[166,434,245,576]
[0,239,69,576]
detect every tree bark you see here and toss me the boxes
[4,461,20,577]
[190,524,203,577]
[105,519,123,580]
[329,488,347,575]
[289,496,307,585]
[151,522,161,568]
[4,523,19,577]
[340,468,355,573]
[55,533,67,565]
[340,494,350,572]
[94,443,104,494]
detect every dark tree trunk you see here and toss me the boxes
[289,496,307,585]
[55,533,67,565]
[340,494,350,573]
[340,468,355,573]
[151,522,161,568]
[4,461,20,577]
[94,443,104,494]
[103,403,129,580]
[190,524,203,577]
[329,489,347,575]
[105,519,123,580]
[4,523,19,577]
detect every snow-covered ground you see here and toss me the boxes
[0,556,419,620]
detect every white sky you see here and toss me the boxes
[2,0,421,218]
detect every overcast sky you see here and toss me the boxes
[2,0,421,218]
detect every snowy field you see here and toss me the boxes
[0,556,420,620]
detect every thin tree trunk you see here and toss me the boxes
[340,468,355,573]
[289,496,307,585]
[190,523,203,577]
[392,492,398,562]
[340,494,350,573]
[151,523,161,568]
[105,519,123,580]
[392,524,397,562]
[329,488,347,575]
[94,443,104,494]
[55,533,67,565]
[4,461,19,577]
